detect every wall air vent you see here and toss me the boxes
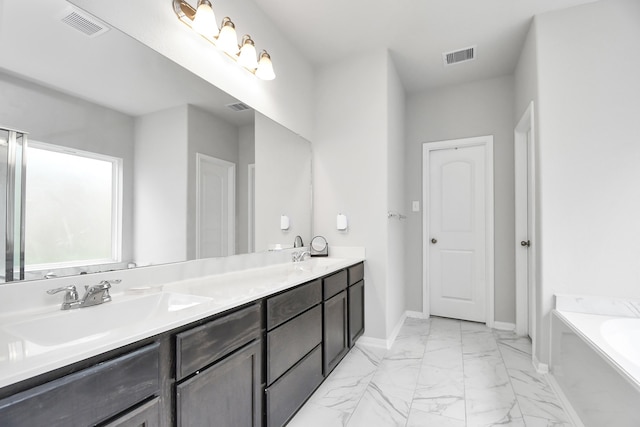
[60,7,110,38]
[443,46,476,66]
[226,102,252,112]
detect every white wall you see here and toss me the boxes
[0,71,135,264]
[519,0,640,364]
[186,105,240,258]
[386,57,406,332]
[134,105,188,265]
[314,50,392,340]
[69,0,314,140]
[255,113,312,251]
[405,75,516,323]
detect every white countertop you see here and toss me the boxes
[0,256,363,389]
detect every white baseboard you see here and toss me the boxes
[405,310,428,319]
[532,355,549,374]
[356,336,389,349]
[493,321,516,331]
[386,311,407,348]
[546,373,585,427]
[357,311,409,350]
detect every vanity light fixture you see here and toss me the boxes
[173,0,276,80]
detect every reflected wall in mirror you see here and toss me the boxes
[0,0,311,283]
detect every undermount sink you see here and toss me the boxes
[4,292,213,347]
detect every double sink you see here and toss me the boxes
[1,257,345,349]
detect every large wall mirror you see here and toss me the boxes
[0,0,312,283]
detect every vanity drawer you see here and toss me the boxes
[267,305,322,384]
[323,269,348,300]
[267,279,321,330]
[348,262,364,286]
[0,342,160,427]
[176,303,261,380]
[265,344,323,427]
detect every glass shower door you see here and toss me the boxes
[0,127,27,282]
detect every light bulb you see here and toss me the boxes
[237,35,258,70]
[216,17,239,55]
[255,50,275,80]
[192,0,218,38]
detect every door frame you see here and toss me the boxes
[422,135,495,327]
[195,153,236,259]
[247,163,255,253]
[514,102,536,342]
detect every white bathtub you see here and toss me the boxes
[551,310,640,426]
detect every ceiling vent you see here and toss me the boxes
[443,46,476,66]
[60,7,110,38]
[226,102,252,112]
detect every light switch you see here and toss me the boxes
[412,201,420,212]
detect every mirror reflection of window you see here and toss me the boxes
[25,142,122,269]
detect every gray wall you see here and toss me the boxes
[404,75,516,323]
[386,57,407,333]
[0,71,135,264]
[255,113,311,251]
[313,49,404,341]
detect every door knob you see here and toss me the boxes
[521,240,530,247]
[431,238,438,244]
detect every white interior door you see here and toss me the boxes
[196,153,235,258]
[426,141,492,323]
[526,130,534,338]
[515,102,536,339]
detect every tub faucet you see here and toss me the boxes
[292,250,311,262]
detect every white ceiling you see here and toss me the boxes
[0,0,253,124]
[252,0,597,92]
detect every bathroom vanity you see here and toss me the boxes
[0,257,365,427]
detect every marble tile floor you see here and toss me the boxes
[288,316,572,427]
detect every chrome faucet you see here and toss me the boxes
[292,250,311,262]
[46,285,81,310]
[47,279,121,310]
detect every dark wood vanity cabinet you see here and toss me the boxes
[322,270,350,375]
[175,303,263,427]
[0,342,161,427]
[0,262,364,427]
[348,262,365,347]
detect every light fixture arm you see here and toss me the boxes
[173,0,196,23]
[171,0,275,80]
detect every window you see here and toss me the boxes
[25,142,122,269]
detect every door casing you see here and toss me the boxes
[422,135,495,327]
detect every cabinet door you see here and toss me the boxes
[265,345,323,427]
[176,340,262,427]
[102,398,161,427]
[348,280,365,348]
[323,290,349,375]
